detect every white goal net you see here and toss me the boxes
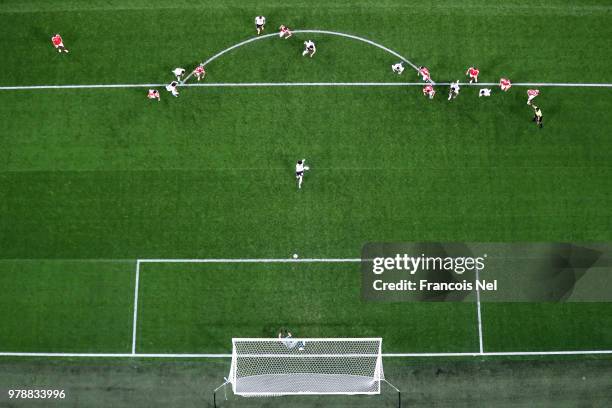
[227,338,384,396]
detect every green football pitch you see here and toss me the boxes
[1,0,612,406]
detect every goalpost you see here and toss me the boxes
[213,338,400,406]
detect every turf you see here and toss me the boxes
[2,357,612,407]
[1,0,612,406]
[0,260,134,352]
[2,1,611,260]
[483,303,612,351]
[2,87,611,259]
[136,262,479,353]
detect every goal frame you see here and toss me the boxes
[214,337,401,407]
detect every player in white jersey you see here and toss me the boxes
[172,67,186,81]
[165,81,179,97]
[479,88,492,97]
[295,159,309,189]
[302,40,316,57]
[448,80,460,100]
[255,16,266,35]
[391,62,404,75]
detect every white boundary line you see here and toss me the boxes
[138,258,361,263]
[1,31,611,90]
[0,84,159,90]
[2,28,610,91]
[1,351,612,358]
[182,29,421,85]
[3,82,612,91]
[475,267,484,354]
[131,260,141,354]
[387,350,612,357]
[183,82,612,88]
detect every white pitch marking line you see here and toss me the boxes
[0,84,161,90]
[0,352,231,358]
[386,350,612,357]
[181,31,278,84]
[181,29,422,84]
[2,82,612,91]
[3,258,609,359]
[1,351,612,358]
[137,258,361,263]
[294,29,420,71]
[131,260,141,354]
[180,82,612,88]
[475,267,484,354]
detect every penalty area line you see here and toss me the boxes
[182,82,612,88]
[2,82,612,91]
[475,267,484,354]
[0,83,161,90]
[131,260,140,354]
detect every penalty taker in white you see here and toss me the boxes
[213,338,401,407]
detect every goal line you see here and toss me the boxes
[1,350,612,358]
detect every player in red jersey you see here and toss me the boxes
[423,85,435,99]
[193,65,206,81]
[527,89,540,105]
[418,66,431,82]
[147,89,160,101]
[499,78,512,92]
[466,66,479,83]
[279,25,292,39]
[51,34,69,53]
